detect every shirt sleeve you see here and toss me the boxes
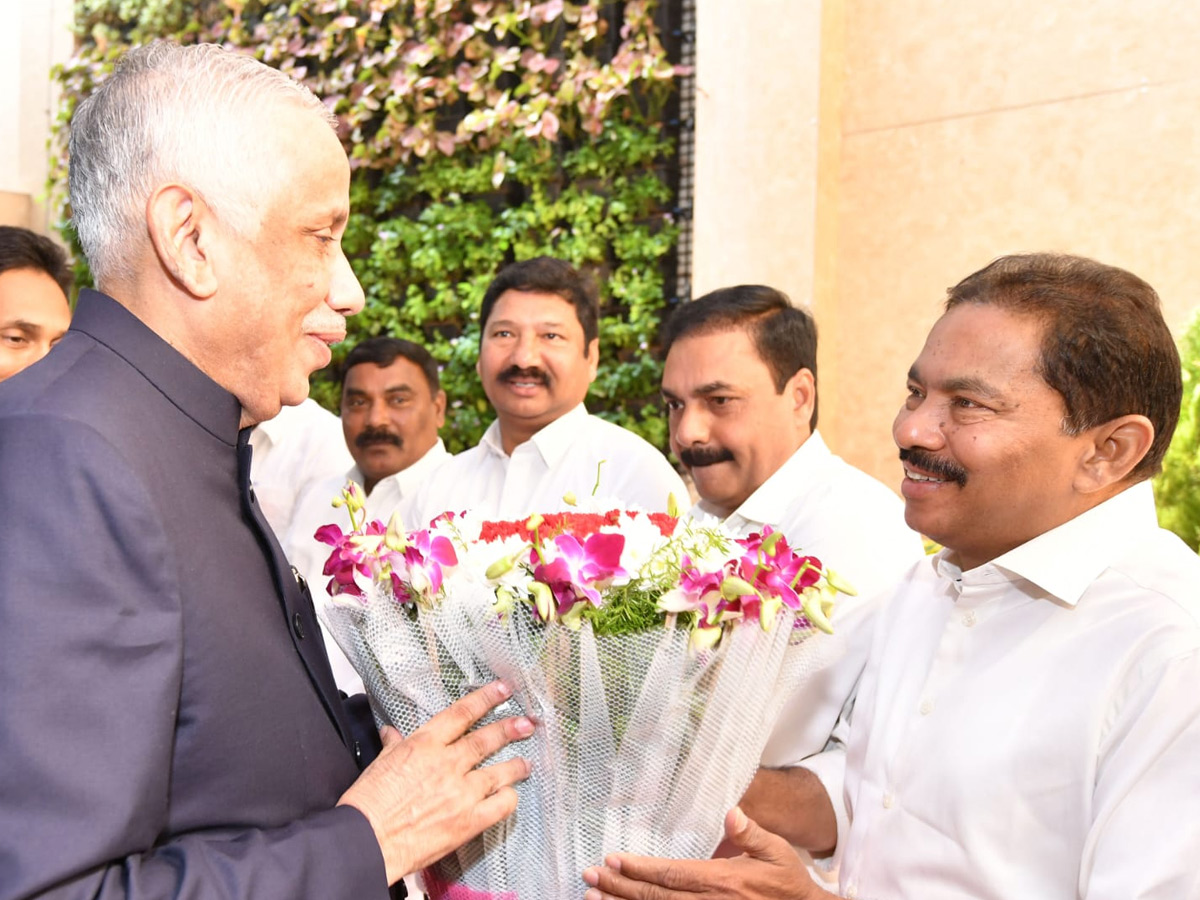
[1081,641,1200,899]
[795,711,852,870]
[0,415,387,900]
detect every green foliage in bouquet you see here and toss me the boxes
[47,0,686,451]
[1154,311,1200,552]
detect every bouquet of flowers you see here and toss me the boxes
[316,484,852,900]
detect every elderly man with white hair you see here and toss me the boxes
[0,42,531,900]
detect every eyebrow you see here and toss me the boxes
[487,319,570,330]
[344,385,417,396]
[908,366,1004,399]
[662,380,736,400]
[1,320,43,336]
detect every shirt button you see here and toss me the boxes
[882,791,895,809]
[962,610,977,627]
[846,885,858,899]
[919,698,934,715]
[292,612,305,640]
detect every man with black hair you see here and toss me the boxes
[584,255,1200,900]
[285,336,450,692]
[0,225,73,382]
[660,284,922,832]
[411,256,686,524]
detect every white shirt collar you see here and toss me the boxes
[364,438,450,498]
[691,430,828,526]
[479,403,590,465]
[934,480,1159,606]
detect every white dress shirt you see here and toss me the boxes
[283,439,451,695]
[686,430,925,769]
[409,403,688,524]
[824,481,1200,900]
[248,398,353,539]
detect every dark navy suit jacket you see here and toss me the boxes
[0,290,390,899]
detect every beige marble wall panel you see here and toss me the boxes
[843,0,1200,134]
[691,0,823,305]
[828,79,1200,487]
[0,0,74,232]
[0,191,34,228]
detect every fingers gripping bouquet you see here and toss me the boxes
[316,484,853,900]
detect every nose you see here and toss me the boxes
[511,330,539,369]
[670,402,709,451]
[329,246,365,317]
[366,397,391,428]
[893,395,945,452]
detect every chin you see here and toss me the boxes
[277,375,312,408]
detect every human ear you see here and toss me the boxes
[585,337,600,382]
[146,184,218,299]
[789,368,817,429]
[1075,414,1155,493]
[433,389,447,427]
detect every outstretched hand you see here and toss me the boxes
[582,807,833,900]
[338,680,534,885]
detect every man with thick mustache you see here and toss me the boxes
[285,336,450,693]
[584,254,1200,900]
[411,256,686,523]
[660,285,922,875]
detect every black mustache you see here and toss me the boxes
[499,366,549,386]
[356,427,402,449]
[679,445,735,468]
[899,448,968,487]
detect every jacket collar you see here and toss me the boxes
[71,289,242,446]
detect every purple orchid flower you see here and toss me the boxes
[400,528,459,603]
[531,532,627,617]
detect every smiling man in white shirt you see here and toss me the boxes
[661,285,923,772]
[584,253,1200,900]
[411,256,686,524]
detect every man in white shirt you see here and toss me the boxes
[285,336,451,693]
[661,284,924,770]
[250,396,353,537]
[410,257,687,524]
[584,253,1200,900]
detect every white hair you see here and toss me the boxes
[68,42,336,286]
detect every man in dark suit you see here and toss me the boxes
[0,42,531,899]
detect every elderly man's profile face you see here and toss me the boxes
[0,268,71,382]
[209,101,364,426]
[341,356,446,493]
[894,303,1099,569]
[662,327,813,517]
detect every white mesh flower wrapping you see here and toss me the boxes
[320,573,841,900]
